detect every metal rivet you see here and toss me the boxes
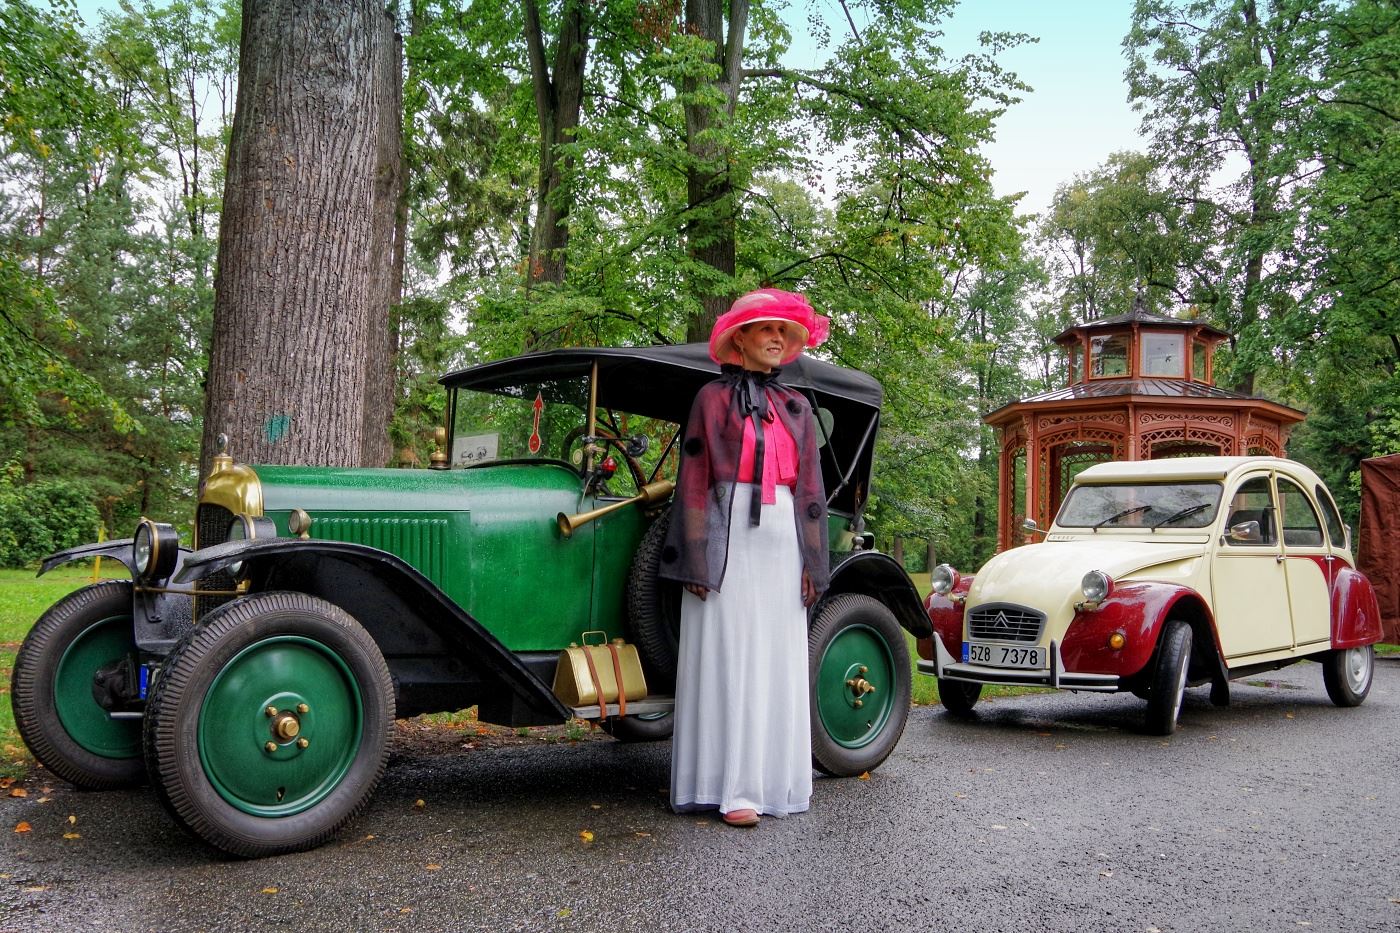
[854,699,864,709]
[297,738,309,749]
[265,706,278,717]
[264,741,277,753]
[858,666,868,674]
[296,703,309,714]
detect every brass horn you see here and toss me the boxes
[557,480,675,539]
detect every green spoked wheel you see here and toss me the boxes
[809,594,911,777]
[144,592,393,858]
[11,581,145,789]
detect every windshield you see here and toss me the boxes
[1057,482,1223,529]
[450,377,589,468]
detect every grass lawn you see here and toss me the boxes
[0,563,127,779]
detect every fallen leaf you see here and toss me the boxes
[9,787,28,797]
[399,907,413,914]
[66,815,76,825]
[413,799,426,810]
[40,786,52,794]
[261,887,279,895]
[991,824,1007,831]
[858,771,871,780]
[22,885,45,892]
[14,822,32,833]
[63,832,80,839]
[579,830,594,843]
[1036,732,1052,737]
[1100,870,1113,878]
[35,797,50,804]
[0,777,13,788]
[425,864,441,871]
[558,908,573,918]
[953,793,967,799]
[590,803,601,810]
[633,831,651,838]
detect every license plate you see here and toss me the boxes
[965,642,1045,669]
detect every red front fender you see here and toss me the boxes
[920,575,974,660]
[1061,582,1215,678]
[1332,567,1383,648]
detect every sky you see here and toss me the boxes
[69,0,1146,219]
[789,0,1147,218]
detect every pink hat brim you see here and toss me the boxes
[708,290,830,366]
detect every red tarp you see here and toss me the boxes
[1359,454,1400,644]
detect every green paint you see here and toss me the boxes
[815,623,896,749]
[264,414,291,444]
[198,636,362,817]
[54,615,141,758]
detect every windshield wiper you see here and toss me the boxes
[1093,505,1153,530]
[1150,503,1211,529]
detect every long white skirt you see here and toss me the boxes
[670,484,812,817]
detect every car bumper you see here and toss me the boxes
[917,634,1120,692]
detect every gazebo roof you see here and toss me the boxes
[984,378,1307,426]
[1053,302,1230,343]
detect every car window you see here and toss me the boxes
[450,377,589,468]
[1223,475,1277,547]
[1315,484,1346,547]
[1278,477,1324,548]
[1056,482,1222,528]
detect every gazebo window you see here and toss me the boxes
[1141,332,1185,377]
[1192,338,1209,383]
[1089,334,1129,377]
[1066,343,1081,384]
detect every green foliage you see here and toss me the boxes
[0,464,100,568]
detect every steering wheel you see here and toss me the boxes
[560,425,649,491]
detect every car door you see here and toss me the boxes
[1277,475,1332,650]
[1211,473,1293,660]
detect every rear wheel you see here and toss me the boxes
[599,710,673,742]
[1143,619,1192,736]
[809,594,910,777]
[11,581,145,789]
[143,592,393,858]
[625,513,681,691]
[1321,645,1373,707]
[938,679,982,717]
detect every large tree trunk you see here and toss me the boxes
[524,0,589,291]
[683,0,748,342]
[361,28,406,467]
[201,0,399,472]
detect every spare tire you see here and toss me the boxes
[625,512,682,692]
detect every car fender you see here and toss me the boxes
[39,539,140,577]
[921,574,974,661]
[1061,582,1219,679]
[1331,566,1383,648]
[826,550,931,638]
[174,538,572,725]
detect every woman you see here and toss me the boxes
[660,288,831,827]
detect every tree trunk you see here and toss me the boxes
[892,535,905,567]
[683,0,748,342]
[925,539,938,572]
[361,26,405,468]
[201,0,398,472]
[524,0,589,291]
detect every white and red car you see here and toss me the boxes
[920,457,1383,734]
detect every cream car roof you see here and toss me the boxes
[1074,456,1324,486]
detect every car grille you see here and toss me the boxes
[968,604,1046,643]
[194,503,236,622]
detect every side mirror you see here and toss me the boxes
[1228,520,1262,543]
[1022,517,1047,536]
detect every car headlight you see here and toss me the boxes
[226,513,277,580]
[931,563,960,597]
[133,519,179,582]
[1081,570,1113,603]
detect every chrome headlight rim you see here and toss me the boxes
[1081,569,1114,604]
[133,518,179,582]
[225,513,277,581]
[931,563,960,597]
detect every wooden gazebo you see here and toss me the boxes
[984,302,1306,550]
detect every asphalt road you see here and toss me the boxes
[3,659,1398,933]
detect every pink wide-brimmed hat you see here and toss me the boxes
[708,288,830,366]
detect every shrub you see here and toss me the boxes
[0,465,100,568]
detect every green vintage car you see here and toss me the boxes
[11,344,929,857]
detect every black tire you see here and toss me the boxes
[809,594,911,777]
[1321,645,1374,707]
[625,512,682,691]
[143,592,393,858]
[1143,619,1192,736]
[599,710,674,742]
[11,581,145,789]
[938,679,982,717]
